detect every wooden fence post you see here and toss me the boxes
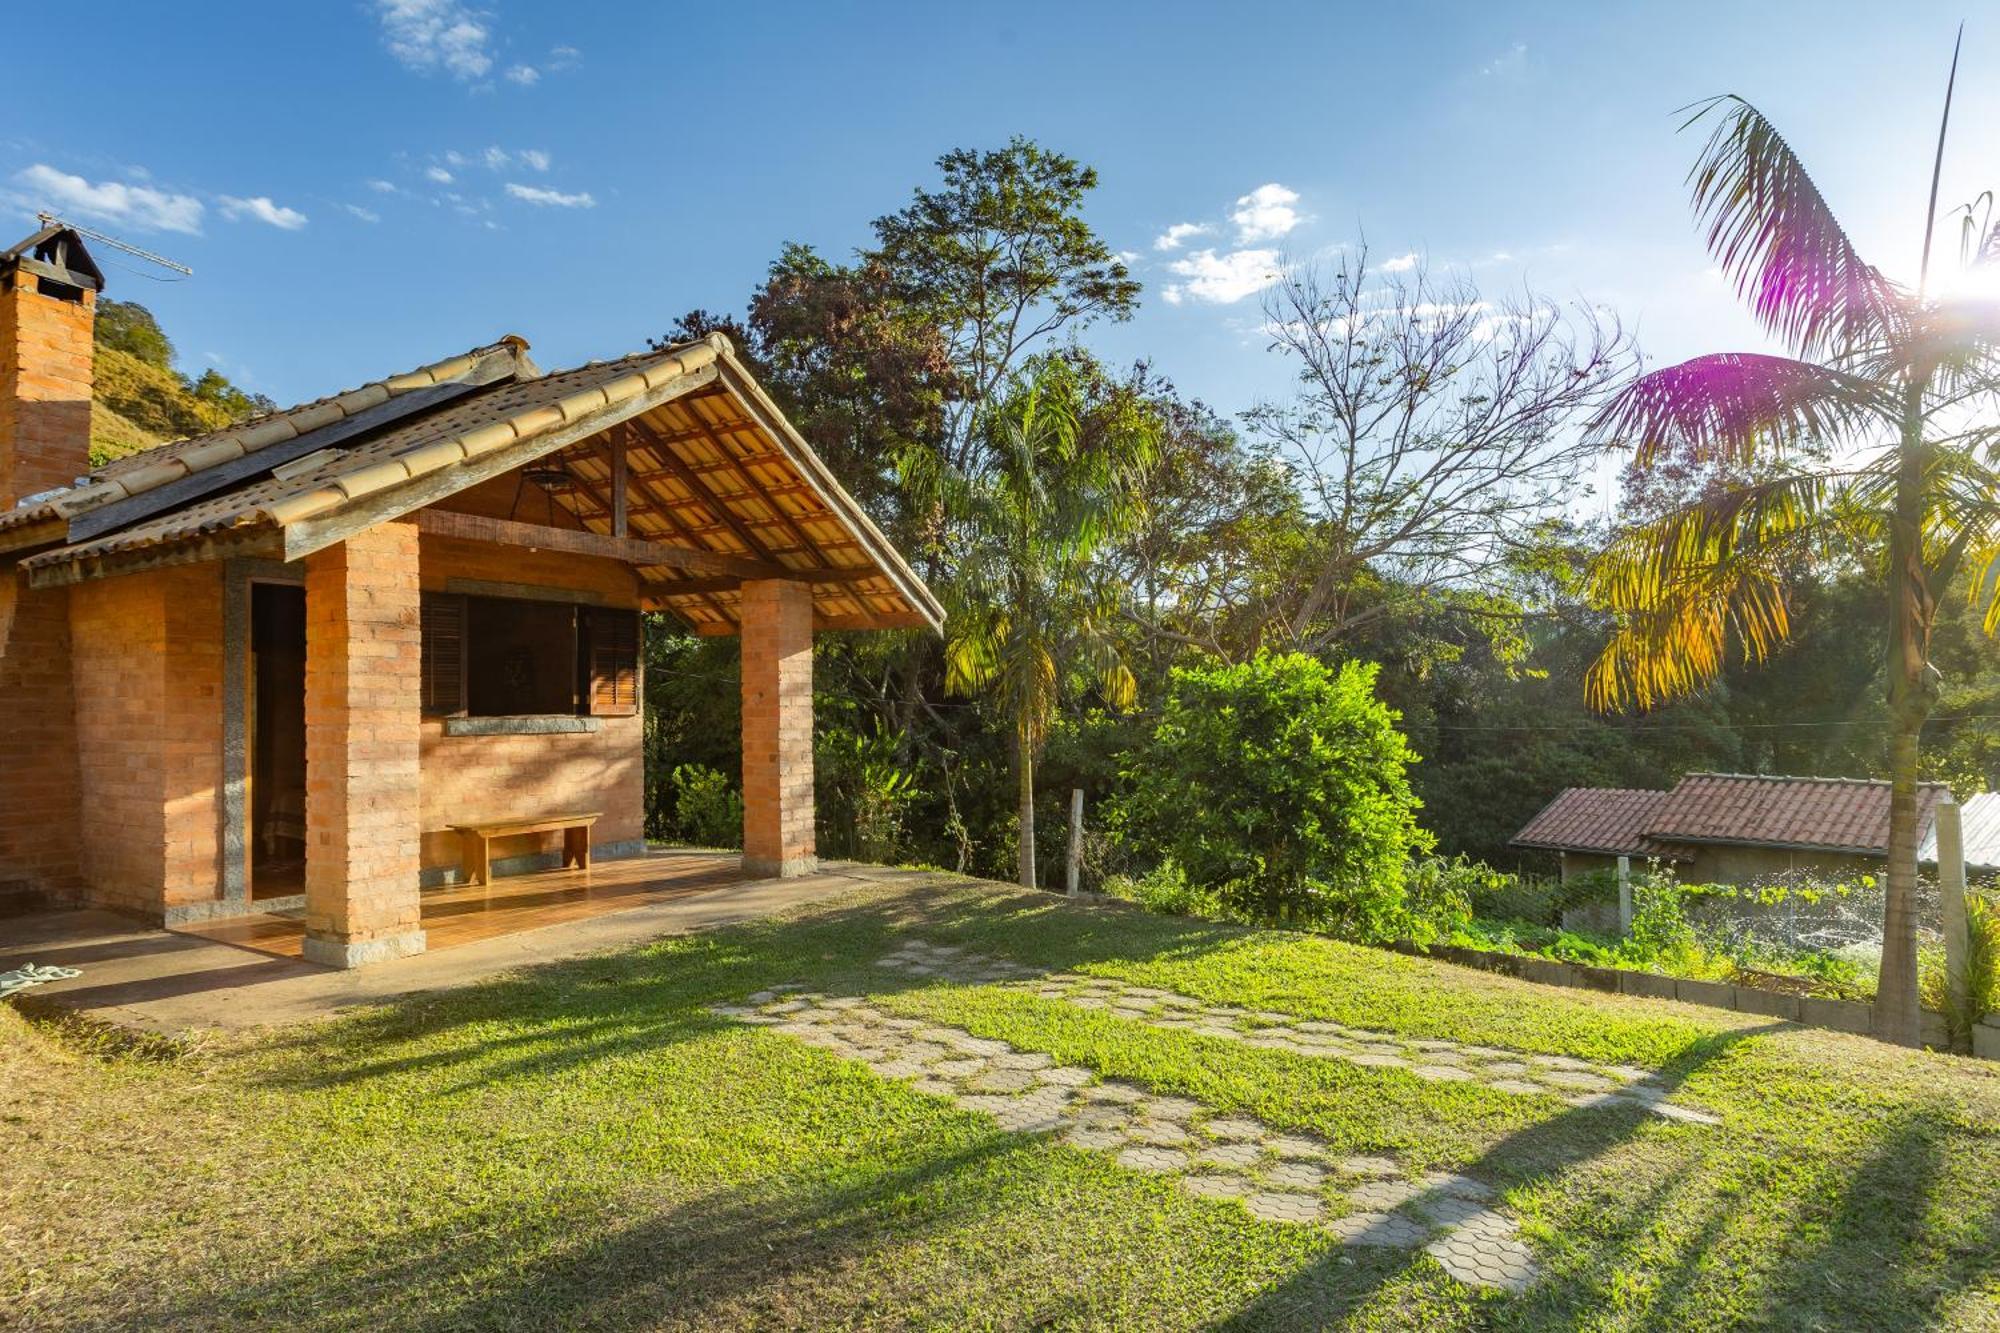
[1066,789,1084,898]
[1617,855,1633,937]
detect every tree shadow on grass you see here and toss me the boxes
[1214,1024,1786,1330]
[113,1133,1046,1332]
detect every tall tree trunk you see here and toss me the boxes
[1016,725,1037,889]
[1877,387,1935,1046]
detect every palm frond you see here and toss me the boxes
[1685,96,1907,357]
[1586,472,1844,710]
[1590,351,1892,466]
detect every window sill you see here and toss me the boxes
[440,715,601,737]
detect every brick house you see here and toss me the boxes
[0,225,941,967]
[1511,772,1953,885]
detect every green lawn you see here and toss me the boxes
[4,878,1998,1330]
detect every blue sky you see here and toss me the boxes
[3,0,1992,484]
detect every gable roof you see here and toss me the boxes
[1648,772,1947,856]
[1512,787,1676,858]
[1512,772,1952,860]
[1,334,941,635]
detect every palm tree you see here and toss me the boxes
[917,356,1155,888]
[1587,53,2000,1044]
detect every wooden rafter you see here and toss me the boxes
[411,509,787,581]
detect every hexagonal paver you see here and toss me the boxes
[1267,1134,1329,1160]
[1036,1066,1093,1088]
[967,1068,1038,1094]
[1197,1141,1263,1168]
[1130,1119,1192,1146]
[1264,1160,1328,1191]
[1350,1178,1425,1210]
[1243,1192,1323,1224]
[993,1050,1054,1071]
[1141,1096,1203,1121]
[1337,1155,1401,1179]
[1348,1052,1409,1069]
[1064,1125,1126,1151]
[1181,1174,1253,1199]
[1325,1211,1430,1246]
[1488,1078,1546,1096]
[1116,1145,1189,1173]
[1086,1081,1147,1104]
[1538,1069,1615,1091]
[1411,1064,1476,1082]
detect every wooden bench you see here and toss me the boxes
[449,811,601,887]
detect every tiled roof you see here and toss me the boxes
[1648,772,1946,855]
[1513,772,1953,859]
[5,334,942,634]
[1512,787,1674,856]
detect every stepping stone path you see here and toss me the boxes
[875,940,1719,1127]
[710,988,1539,1293]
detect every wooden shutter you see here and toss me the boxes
[420,593,467,716]
[584,607,640,716]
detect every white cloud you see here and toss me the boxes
[375,0,494,80]
[1230,184,1301,243]
[1380,251,1420,273]
[517,149,550,172]
[425,166,455,184]
[547,44,581,70]
[219,195,308,230]
[1153,222,1210,252]
[13,163,204,234]
[504,64,539,86]
[505,182,595,209]
[481,146,511,170]
[344,203,382,224]
[1164,247,1281,304]
[1481,42,1528,78]
[366,178,400,194]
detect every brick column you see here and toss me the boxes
[302,522,425,967]
[740,579,816,877]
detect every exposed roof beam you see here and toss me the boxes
[411,508,787,580]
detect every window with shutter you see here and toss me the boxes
[420,593,467,716]
[584,608,640,716]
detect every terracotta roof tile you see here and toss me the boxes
[1647,772,1947,855]
[1512,788,1673,856]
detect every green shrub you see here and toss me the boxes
[816,725,918,864]
[1400,855,1488,944]
[1924,892,2000,1051]
[671,763,743,849]
[1103,860,1224,919]
[1111,652,1431,936]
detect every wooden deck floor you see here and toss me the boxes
[175,850,750,961]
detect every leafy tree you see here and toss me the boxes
[873,137,1142,478]
[1585,89,2000,1044]
[924,356,1155,887]
[95,299,175,369]
[1247,249,1633,654]
[1114,652,1432,933]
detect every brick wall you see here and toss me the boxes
[0,262,96,907]
[0,573,82,903]
[67,564,224,918]
[0,277,93,508]
[416,523,644,875]
[740,579,815,876]
[304,521,425,966]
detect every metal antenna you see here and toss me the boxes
[35,211,193,277]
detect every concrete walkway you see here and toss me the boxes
[1,861,922,1036]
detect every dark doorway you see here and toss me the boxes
[250,583,307,899]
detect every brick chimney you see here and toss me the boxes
[0,225,102,509]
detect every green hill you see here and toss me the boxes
[87,301,270,467]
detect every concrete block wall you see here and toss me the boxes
[740,579,814,877]
[304,522,425,966]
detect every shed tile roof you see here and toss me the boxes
[1512,787,1674,857]
[1512,772,1952,859]
[1648,772,1946,855]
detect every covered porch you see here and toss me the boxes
[176,847,751,959]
